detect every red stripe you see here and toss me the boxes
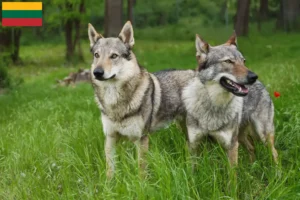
[2,18,42,26]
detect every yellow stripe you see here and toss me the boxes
[2,2,42,10]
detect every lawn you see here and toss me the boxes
[1,25,300,199]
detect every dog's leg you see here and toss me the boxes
[227,138,239,167]
[244,137,255,163]
[177,119,188,136]
[186,128,203,172]
[135,135,149,178]
[226,137,239,196]
[239,125,256,163]
[239,136,256,163]
[267,134,278,164]
[105,135,117,179]
[252,119,278,164]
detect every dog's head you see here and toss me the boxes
[195,32,258,97]
[88,21,139,83]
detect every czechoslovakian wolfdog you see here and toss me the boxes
[88,21,278,178]
[88,21,195,178]
[183,33,278,167]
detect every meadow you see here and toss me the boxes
[0,22,300,199]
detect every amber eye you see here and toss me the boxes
[225,59,234,64]
[110,53,118,59]
[94,53,99,58]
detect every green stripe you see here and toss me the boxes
[2,10,42,18]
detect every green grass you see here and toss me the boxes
[1,24,300,199]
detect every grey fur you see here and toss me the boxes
[88,22,195,178]
[239,80,278,163]
[185,34,278,167]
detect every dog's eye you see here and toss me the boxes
[94,53,99,58]
[224,59,234,64]
[110,53,118,59]
[243,59,246,64]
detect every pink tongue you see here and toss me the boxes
[233,83,248,93]
[242,87,249,93]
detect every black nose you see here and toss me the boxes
[93,68,104,79]
[247,71,258,84]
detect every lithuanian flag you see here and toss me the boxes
[2,2,42,27]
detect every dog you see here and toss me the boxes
[88,21,195,178]
[238,71,278,164]
[191,33,278,165]
[182,33,259,167]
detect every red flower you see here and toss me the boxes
[274,91,280,98]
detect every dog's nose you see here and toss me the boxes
[247,71,258,84]
[93,68,104,79]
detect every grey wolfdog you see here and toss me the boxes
[88,21,195,178]
[182,33,259,166]
[183,33,278,167]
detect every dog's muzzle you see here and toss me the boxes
[246,71,258,85]
[93,68,115,81]
[93,68,104,79]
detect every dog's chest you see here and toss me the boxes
[183,80,243,131]
[95,85,129,120]
[101,114,145,141]
[195,100,242,131]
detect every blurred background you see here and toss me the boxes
[1,0,300,68]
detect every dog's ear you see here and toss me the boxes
[225,31,237,47]
[119,21,135,47]
[195,34,209,68]
[88,23,103,48]
[195,34,209,55]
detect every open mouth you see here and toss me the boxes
[96,74,116,81]
[220,77,249,96]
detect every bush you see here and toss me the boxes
[0,65,11,89]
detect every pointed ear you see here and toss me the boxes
[225,31,237,47]
[119,21,135,47]
[88,23,103,48]
[195,34,209,56]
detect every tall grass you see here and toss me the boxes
[0,24,300,199]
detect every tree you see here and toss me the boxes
[259,0,268,20]
[276,0,300,32]
[127,0,136,24]
[0,3,22,64]
[104,0,123,37]
[234,0,251,36]
[63,0,86,62]
[257,0,268,30]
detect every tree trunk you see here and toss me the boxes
[11,29,22,63]
[65,2,74,62]
[276,0,300,32]
[284,0,300,32]
[74,0,85,62]
[257,0,268,31]
[0,3,22,64]
[234,0,251,36]
[276,0,284,29]
[259,0,268,20]
[127,0,135,24]
[105,0,123,37]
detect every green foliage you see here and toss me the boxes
[0,66,10,89]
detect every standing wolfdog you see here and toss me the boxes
[88,21,195,178]
[184,33,278,166]
[183,33,259,166]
